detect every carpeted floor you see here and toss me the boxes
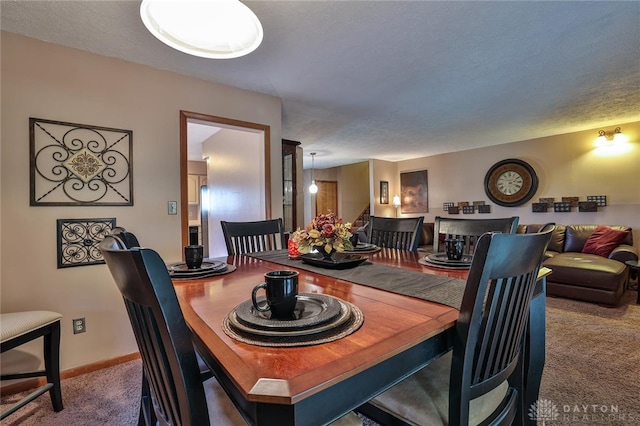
[538,290,640,425]
[2,291,638,425]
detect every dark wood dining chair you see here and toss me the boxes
[100,236,361,426]
[358,226,554,426]
[367,216,424,251]
[99,236,246,426]
[105,229,214,424]
[110,226,141,248]
[432,216,520,255]
[220,218,286,255]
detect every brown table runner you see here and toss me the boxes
[247,250,466,310]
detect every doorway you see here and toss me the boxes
[315,180,338,216]
[180,111,271,256]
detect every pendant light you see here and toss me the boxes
[309,153,318,194]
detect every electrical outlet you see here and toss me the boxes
[168,201,177,215]
[73,317,86,334]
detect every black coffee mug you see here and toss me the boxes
[251,270,299,319]
[184,245,204,269]
[445,238,464,261]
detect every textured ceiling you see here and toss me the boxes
[2,1,639,169]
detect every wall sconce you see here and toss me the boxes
[392,194,401,217]
[595,127,626,147]
[308,152,318,194]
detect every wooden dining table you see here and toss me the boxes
[173,248,547,426]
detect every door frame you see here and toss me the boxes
[180,110,271,250]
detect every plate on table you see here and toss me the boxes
[228,298,352,337]
[346,243,381,253]
[354,243,376,250]
[168,262,235,279]
[420,252,473,269]
[167,260,227,274]
[301,252,368,269]
[234,293,342,331]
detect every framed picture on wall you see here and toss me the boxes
[400,170,428,213]
[380,181,389,204]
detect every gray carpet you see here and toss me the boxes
[538,290,640,425]
[2,291,638,425]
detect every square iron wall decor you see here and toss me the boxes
[30,118,133,206]
[400,170,428,213]
[57,218,116,268]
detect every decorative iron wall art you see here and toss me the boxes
[57,218,116,268]
[30,118,133,206]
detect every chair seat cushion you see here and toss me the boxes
[0,311,62,343]
[370,352,508,426]
[204,376,362,425]
[204,376,248,424]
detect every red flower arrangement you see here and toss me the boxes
[290,211,354,255]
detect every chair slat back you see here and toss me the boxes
[99,237,209,426]
[432,216,519,254]
[368,216,424,251]
[220,219,286,255]
[450,226,554,425]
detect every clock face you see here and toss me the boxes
[496,171,524,195]
[484,159,538,207]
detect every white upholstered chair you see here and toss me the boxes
[0,310,63,420]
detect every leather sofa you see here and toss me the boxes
[519,224,638,306]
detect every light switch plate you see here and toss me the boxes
[168,201,177,215]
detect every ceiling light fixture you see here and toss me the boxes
[309,153,318,194]
[595,127,626,146]
[140,0,263,59]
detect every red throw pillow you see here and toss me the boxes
[582,225,629,257]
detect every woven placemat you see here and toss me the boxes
[222,302,364,347]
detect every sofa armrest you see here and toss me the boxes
[609,244,639,263]
[544,250,561,259]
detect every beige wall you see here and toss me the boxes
[370,159,399,218]
[372,122,640,248]
[337,162,369,224]
[0,32,282,372]
[204,128,265,257]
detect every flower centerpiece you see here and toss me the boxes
[291,211,354,259]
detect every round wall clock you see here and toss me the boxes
[484,159,538,207]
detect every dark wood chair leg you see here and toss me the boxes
[43,321,63,412]
[522,283,547,425]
